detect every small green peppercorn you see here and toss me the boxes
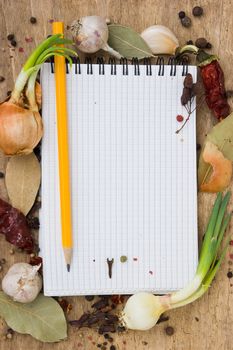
[120,255,128,263]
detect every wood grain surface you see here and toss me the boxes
[0,0,233,349]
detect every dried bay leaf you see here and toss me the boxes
[5,152,41,215]
[0,292,67,342]
[198,112,233,189]
[108,24,154,60]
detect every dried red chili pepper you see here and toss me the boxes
[0,198,34,252]
[197,50,230,120]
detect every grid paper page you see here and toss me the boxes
[40,62,198,296]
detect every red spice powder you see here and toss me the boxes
[230,240,233,246]
[18,47,24,53]
[25,37,33,43]
[230,254,233,260]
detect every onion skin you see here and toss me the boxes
[0,101,43,156]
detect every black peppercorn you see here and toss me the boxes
[227,271,233,279]
[178,11,186,19]
[7,90,11,96]
[181,16,191,28]
[0,76,5,82]
[195,37,208,49]
[206,42,212,49]
[7,34,14,41]
[85,295,95,301]
[10,40,17,47]
[186,40,193,45]
[110,346,116,350]
[165,326,175,336]
[30,17,37,24]
[192,6,203,17]
[0,172,4,178]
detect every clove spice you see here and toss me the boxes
[107,258,114,279]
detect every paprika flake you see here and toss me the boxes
[197,50,230,120]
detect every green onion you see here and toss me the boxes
[121,192,231,331]
[10,34,77,104]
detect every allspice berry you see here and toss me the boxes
[30,17,37,24]
[192,6,204,17]
[165,326,175,336]
[195,37,208,49]
[181,16,191,28]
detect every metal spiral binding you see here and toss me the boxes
[97,57,105,75]
[74,56,81,74]
[156,57,165,76]
[50,58,54,73]
[120,57,128,75]
[65,60,69,74]
[132,57,140,76]
[168,56,176,76]
[144,57,152,76]
[49,56,188,77]
[108,57,116,75]
[85,57,93,75]
[181,57,188,76]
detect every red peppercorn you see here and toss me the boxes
[176,115,184,122]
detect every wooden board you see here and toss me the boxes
[0,0,233,349]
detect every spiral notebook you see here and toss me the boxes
[40,59,198,296]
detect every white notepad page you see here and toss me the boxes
[40,62,198,296]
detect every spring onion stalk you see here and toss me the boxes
[121,192,231,331]
[10,34,76,103]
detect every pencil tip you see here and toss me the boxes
[67,264,70,272]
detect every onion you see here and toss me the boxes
[0,101,43,155]
[0,34,77,156]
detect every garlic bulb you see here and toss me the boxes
[141,25,179,55]
[0,101,43,156]
[2,263,42,303]
[70,16,122,59]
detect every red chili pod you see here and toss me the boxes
[0,198,34,252]
[197,50,230,120]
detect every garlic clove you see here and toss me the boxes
[141,25,179,55]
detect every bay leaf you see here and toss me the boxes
[5,152,41,215]
[0,292,67,342]
[108,24,154,59]
[198,112,233,187]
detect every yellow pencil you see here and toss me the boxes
[53,22,73,272]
